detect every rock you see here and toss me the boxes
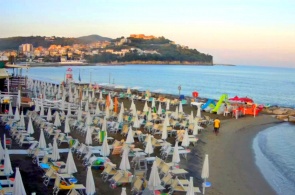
[276,115,289,121]
[286,109,295,116]
[273,108,288,115]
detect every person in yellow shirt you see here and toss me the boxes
[213,117,221,135]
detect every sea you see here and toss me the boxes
[15,64,295,194]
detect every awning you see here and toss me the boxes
[0,69,10,79]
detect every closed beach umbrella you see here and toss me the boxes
[77,107,82,121]
[34,101,40,112]
[197,103,202,118]
[86,111,92,125]
[193,121,204,135]
[109,97,114,110]
[101,116,107,131]
[85,126,93,146]
[51,139,60,161]
[3,134,6,149]
[147,108,152,121]
[101,132,110,157]
[106,94,110,108]
[85,100,89,112]
[105,106,110,118]
[202,154,209,195]
[133,114,140,129]
[181,129,190,147]
[164,114,170,127]
[65,150,77,174]
[0,141,4,161]
[119,148,130,171]
[157,103,162,115]
[120,102,124,114]
[143,101,149,113]
[47,107,52,121]
[95,102,101,115]
[126,126,134,144]
[86,166,95,195]
[166,99,170,111]
[179,101,183,113]
[4,149,13,176]
[127,88,131,95]
[148,160,161,191]
[27,116,34,135]
[17,89,21,108]
[64,116,70,135]
[121,188,127,195]
[99,91,103,100]
[189,111,194,124]
[8,102,13,116]
[20,111,25,128]
[67,104,71,116]
[151,98,155,108]
[145,134,154,156]
[161,124,168,140]
[14,107,20,121]
[13,167,26,195]
[38,129,47,149]
[40,103,45,116]
[54,112,61,127]
[172,141,180,164]
[186,177,194,195]
[117,111,123,123]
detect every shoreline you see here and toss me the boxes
[201,115,281,195]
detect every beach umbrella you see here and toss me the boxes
[0,140,4,161]
[179,101,183,113]
[47,107,52,121]
[151,98,155,108]
[166,100,170,111]
[17,89,21,108]
[40,102,45,116]
[174,106,179,119]
[197,104,202,118]
[172,141,180,165]
[186,177,194,195]
[99,91,103,100]
[19,111,25,128]
[8,102,13,116]
[148,160,161,191]
[105,106,110,119]
[143,101,149,113]
[193,121,204,135]
[147,108,152,122]
[161,124,168,140]
[95,102,101,115]
[67,104,71,116]
[86,111,92,125]
[121,188,127,195]
[85,100,89,112]
[101,132,110,157]
[127,88,131,95]
[126,126,135,144]
[189,111,194,124]
[54,112,61,127]
[3,134,6,149]
[182,129,190,147]
[202,154,209,195]
[86,166,96,195]
[117,110,123,123]
[120,102,124,114]
[38,129,47,149]
[109,97,114,110]
[145,134,154,156]
[114,97,119,113]
[34,101,40,112]
[133,114,140,129]
[64,116,71,135]
[51,138,60,161]
[27,116,34,135]
[4,149,13,176]
[101,116,107,132]
[106,93,110,108]
[61,99,65,111]
[13,167,26,195]
[119,148,131,171]
[157,103,162,115]
[14,107,20,121]
[65,150,77,175]
[85,126,93,146]
[164,114,170,127]
[77,107,82,121]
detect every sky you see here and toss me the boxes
[1,0,295,67]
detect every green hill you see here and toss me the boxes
[77,34,112,43]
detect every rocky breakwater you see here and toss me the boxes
[263,107,295,122]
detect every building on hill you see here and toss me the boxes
[129,34,156,40]
[19,44,34,53]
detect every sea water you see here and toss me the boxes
[20,64,295,108]
[253,122,295,195]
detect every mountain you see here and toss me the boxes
[77,34,112,43]
[0,34,112,50]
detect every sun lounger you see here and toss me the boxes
[109,171,133,188]
[53,174,85,195]
[131,176,144,194]
[168,178,201,194]
[101,163,118,182]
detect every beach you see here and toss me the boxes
[1,92,283,195]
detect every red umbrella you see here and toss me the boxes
[229,96,240,101]
[239,97,254,103]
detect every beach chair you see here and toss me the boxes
[27,141,39,156]
[168,178,201,195]
[67,189,81,195]
[159,162,172,177]
[43,167,57,186]
[76,144,87,159]
[19,135,32,147]
[53,174,86,195]
[101,163,118,182]
[161,173,173,186]
[109,171,133,189]
[131,176,144,195]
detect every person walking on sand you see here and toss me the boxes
[213,117,221,135]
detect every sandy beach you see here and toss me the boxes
[1,94,282,195]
